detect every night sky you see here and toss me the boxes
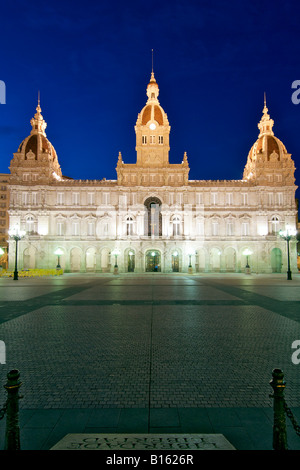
[1,0,300,202]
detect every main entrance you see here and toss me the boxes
[146,250,161,272]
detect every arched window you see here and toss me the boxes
[172,216,181,236]
[25,215,36,234]
[126,217,134,236]
[144,197,162,237]
[271,216,280,235]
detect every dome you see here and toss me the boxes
[18,133,59,162]
[243,97,295,184]
[10,100,62,181]
[141,104,164,126]
[247,134,288,163]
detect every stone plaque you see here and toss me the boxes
[51,433,235,450]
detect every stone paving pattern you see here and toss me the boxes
[0,272,299,450]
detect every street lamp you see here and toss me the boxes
[112,249,120,274]
[8,225,26,280]
[279,226,297,280]
[243,249,253,274]
[188,250,194,274]
[54,248,63,269]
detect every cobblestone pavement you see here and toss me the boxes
[0,272,299,411]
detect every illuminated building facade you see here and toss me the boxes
[7,72,298,274]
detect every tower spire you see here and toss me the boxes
[152,49,154,74]
[30,92,47,136]
[258,92,274,137]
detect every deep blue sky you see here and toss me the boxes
[1,0,300,200]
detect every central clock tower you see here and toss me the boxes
[135,71,170,167]
[116,70,189,186]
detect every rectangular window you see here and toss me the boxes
[22,192,28,205]
[197,221,204,236]
[142,135,147,144]
[242,222,249,236]
[277,193,283,206]
[23,174,29,181]
[226,221,234,236]
[87,193,95,205]
[32,192,37,205]
[212,222,219,236]
[57,193,64,205]
[158,135,163,144]
[211,193,218,205]
[241,193,248,205]
[226,193,233,205]
[73,193,80,205]
[87,221,95,236]
[268,193,273,205]
[102,193,110,205]
[72,221,79,236]
[150,135,155,144]
[57,221,64,236]
[196,193,203,205]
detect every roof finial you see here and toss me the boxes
[264,91,266,108]
[38,90,40,106]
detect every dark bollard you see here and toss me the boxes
[270,368,287,450]
[4,370,22,450]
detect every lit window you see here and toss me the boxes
[242,222,249,236]
[172,217,180,236]
[212,221,219,236]
[87,221,95,236]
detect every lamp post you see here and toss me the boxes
[188,250,194,274]
[243,249,253,274]
[112,249,120,274]
[54,248,63,269]
[279,226,297,280]
[8,226,26,281]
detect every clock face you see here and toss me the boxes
[149,123,156,130]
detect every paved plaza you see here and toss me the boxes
[0,272,299,450]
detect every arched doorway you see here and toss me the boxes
[271,248,282,273]
[172,251,179,272]
[23,246,36,269]
[128,250,135,272]
[146,250,161,272]
[86,247,96,272]
[225,247,236,272]
[210,248,221,272]
[70,247,81,272]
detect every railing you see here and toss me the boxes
[0,370,23,450]
[270,368,300,450]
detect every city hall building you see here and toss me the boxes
[7,70,298,274]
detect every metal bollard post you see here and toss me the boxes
[270,368,287,450]
[4,369,22,450]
